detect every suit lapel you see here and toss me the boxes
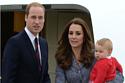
[22,30,38,66]
[39,39,43,66]
[39,38,46,73]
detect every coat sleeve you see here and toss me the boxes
[113,57,123,73]
[2,37,20,83]
[55,65,66,83]
[90,60,109,83]
[40,39,51,83]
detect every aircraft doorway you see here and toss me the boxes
[1,4,94,83]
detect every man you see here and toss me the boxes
[2,2,51,83]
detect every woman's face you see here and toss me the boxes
[68,23,84,49]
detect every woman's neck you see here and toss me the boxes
[72,47,81,62]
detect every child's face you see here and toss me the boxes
[95,44,109,60]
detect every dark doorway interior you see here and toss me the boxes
[1,11,15,58]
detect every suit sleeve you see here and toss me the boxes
[41,39,51,83]
[2,37,20,83]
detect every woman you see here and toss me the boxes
[55,17,95,83]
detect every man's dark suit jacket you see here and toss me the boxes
[2,30,51,83]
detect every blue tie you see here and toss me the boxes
[34,37,41,71]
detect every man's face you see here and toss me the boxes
[25,6,45,36]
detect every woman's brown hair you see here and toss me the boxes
[55,17,94,70]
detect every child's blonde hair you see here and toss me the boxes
[96,38,113,55]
